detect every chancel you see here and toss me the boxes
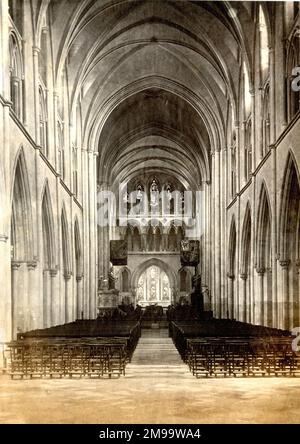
[1,0,300,424]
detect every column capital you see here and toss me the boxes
[64,271,72,280]
[0,234,8,242]
[76,274,84,282]
[11,261,21,270]
[295,259,300,269]
[32,46,40,55]
[240,273,248,280]
[227,272,234,279]
[279,259,290,269]
[50,268,58,277]
[256,266,265,276]
[27,260,38,270]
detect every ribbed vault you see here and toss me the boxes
[33,0,258,191]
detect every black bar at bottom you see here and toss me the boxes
[0,424,298,442]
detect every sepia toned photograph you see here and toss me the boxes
[0,0,300,429]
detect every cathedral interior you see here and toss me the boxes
[1,0,300,424]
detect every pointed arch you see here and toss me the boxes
[10,148,34,336]
[227,215,237,320]
[41,181,56,268]
[168,224,177,251]
[240,203,252,323]
[256,182,272,269]
[228,216,237,277]
[241,203,251,275]
[178,266,192,293]
[286,30,300,122]
[132,226,141,251]
[279,151,300,261]
[9,31,23,118]
[256,181,272,326]
[39,86,48,155]
[74,217,83,277]
[74,217,83,320]
[11,147,33,260]
[154,225,162,251]
[119,266,131,293]
[278,151,300,329]
[61,204,71,274]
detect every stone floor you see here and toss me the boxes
[1,329,300,424]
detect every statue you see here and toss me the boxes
[108,265,116,290]
[136,184,144,202]
[150,178,159,208]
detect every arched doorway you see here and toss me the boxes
[136,265,171,308]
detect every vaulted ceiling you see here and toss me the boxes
[34,0,261,189]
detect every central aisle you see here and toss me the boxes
[125,328,193,378]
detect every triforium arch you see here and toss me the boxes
[278,151,300,330]
[256,182,272,327]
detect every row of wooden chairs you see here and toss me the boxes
[186,337,300,378]
[5,321,141,379]
[6,338,129,379]
[171,321,300,378]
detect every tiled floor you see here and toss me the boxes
[1,329,300,424]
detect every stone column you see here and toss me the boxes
[50,269,58,326]
[296,260,300,328]
[280,260,290,330]
[270,145,278,327]
[64,272,72,323]
[43,270,51,328]
[76,274,84,320]
[214,151,222,317]
[11,261,21,339]
[0,236,11,342]
[274,2,287,135]
[220,149,227,318]
[97,182,110,302]
[227,273,234,319]
[53,92,59,171]
[27,260,38,331]
[256,267,265,325]
[32,46,40,144]
[88,151,98,318]
[240,273,248,323]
